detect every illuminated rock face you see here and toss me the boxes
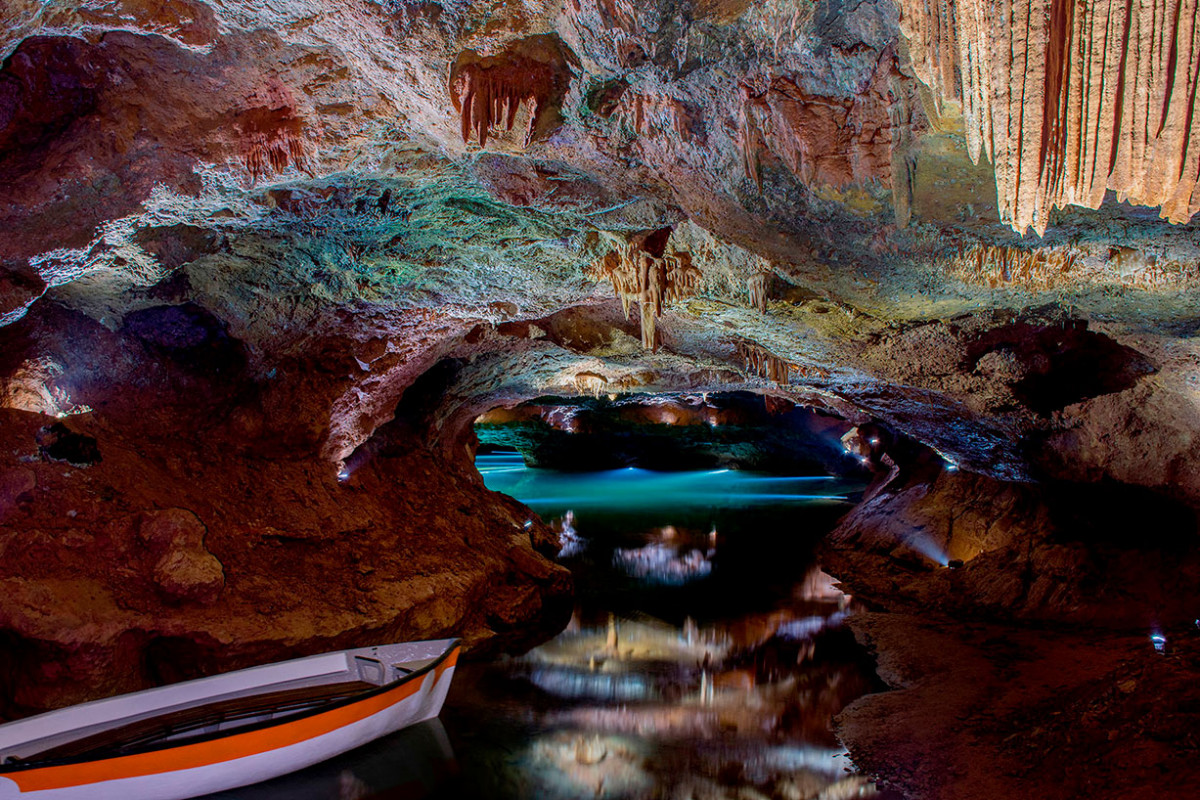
[900,0,1200,234]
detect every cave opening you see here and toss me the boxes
[422,391,903,800]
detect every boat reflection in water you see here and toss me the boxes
[436,454,895,800]
[201,719,455,799]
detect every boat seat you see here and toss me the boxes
[392,657,438,673]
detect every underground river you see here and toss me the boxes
[203,451,893,799]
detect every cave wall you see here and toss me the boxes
[0,301,573,715]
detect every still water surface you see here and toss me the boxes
[208,453,888,800]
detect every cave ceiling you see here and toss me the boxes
[3,0,1200,485]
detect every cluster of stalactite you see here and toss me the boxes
[587,230,701,350]
[448,39,569,148]
[899,0,1200,235]
[1104,247,1200,289]
[573,371,609,397]
[947,241,1200,290]
[734,340,828,384]
[241,124,306,180]
[236,81,308,180]
[747,272,769,312]
[945,243,1081,289]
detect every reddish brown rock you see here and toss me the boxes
[0,467,35,512]
[739,48,915,193]
[140,509,224,605]
[449,35,573,148]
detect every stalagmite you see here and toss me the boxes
[899,0,1200,234]
[587,229,701,350]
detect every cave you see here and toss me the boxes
[2,1,1200,798]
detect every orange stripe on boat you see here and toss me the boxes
[10,648,459,792]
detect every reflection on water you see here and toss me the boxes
[206,456,889,800]
[441,454,890,800]
[200,719,455,799]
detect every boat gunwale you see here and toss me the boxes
[0,638,461,776]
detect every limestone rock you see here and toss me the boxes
[0,466,35,510]
[152,547,225,606]
[140,508,224,605]
[899,0,1200,234]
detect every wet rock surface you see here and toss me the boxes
[835,612,1200,800]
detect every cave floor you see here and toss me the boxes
[838,612,1200,800]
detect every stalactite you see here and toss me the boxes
[1105,247,1200,289]
[614,91,700,143]
[898,0,1200,234]
[586,229,701,350]
[573,371,609,397]
[236,80,308,181]
[945,241,1200,289]
[734,340,827,384]
[448,37,570,148]
[241,125,306,179]
[747,272,769,312]
[945,244,1081,289]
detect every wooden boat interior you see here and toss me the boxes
[0,640,455,769]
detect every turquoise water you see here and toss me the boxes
[209,455,887,800]
[475,452,861,513]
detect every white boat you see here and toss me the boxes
[0,638,461,800]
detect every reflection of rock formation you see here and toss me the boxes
[900,0,1200,234]
[551,510,585,559]
[612,532,714,585]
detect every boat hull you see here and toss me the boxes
[0,648,458,800]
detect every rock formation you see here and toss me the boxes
[449,35,572,148]
[586,229,701,350]
[900,0,1200,234]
